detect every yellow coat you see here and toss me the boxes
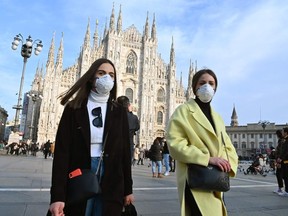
[167,99,238,216]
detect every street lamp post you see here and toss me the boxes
[258,120,270,154]
[11,34,43,133]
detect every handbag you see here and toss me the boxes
[66,169,101,204]
[187,132,230,192]
[66,133,109,204]
[121,203,137,216]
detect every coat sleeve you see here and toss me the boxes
[166,103,210,166]
[221,128,239,177]
[121,108,133,196]
[50,105,73,203]
[134,115,140,132]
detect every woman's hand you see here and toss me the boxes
[124,194,135,206]
[49,202,65,216]
[209,157,231,172]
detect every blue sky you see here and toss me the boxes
[0,0,288,126]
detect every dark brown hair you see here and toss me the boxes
[192,69,218,94]
[153,137,162,145]
[276,129,283,138]
[117,95,130,110]
[59,58,117,109]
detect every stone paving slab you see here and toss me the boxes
[0,154,288,216]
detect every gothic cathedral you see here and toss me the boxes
[35,6,196,147]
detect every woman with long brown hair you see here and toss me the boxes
[48,58,134,216]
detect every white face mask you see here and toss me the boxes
[196,83,215,103]
[94,74,114,95]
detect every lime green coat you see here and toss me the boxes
[167,99,238,216]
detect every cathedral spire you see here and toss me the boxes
[180,71,183,86]
[56,32,64,68]
[151,13,157,41]
[93,19,99,50]
[186,59,195,100]
[46,32,55,69]
[36,61,40,77]
[169,36,175,65]
[40,63,44,78]
[144,12,149,39]
[104,18,108,38]
[117,4,122,33]
[230,104,239,127]
[31,61,42,91]
[109,3,115,32]
[188,59,194,83]
[84,18,91,49]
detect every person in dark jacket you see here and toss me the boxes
[48,58,134,216]
[278,127,288,197]
[117,96,140,160]
[274,130,285,194]
[43,140,51,159]
[149,137,164,178]
[162,138,170,176]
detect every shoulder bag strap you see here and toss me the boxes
[95,132,109,176]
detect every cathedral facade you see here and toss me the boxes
[34,6,196,147]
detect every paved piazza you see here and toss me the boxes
[0,152,287,216]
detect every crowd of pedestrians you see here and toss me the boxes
[131,136,175,178]
[2,139,55,159]
[4,141,39,156]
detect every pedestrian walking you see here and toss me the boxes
[278,127,288,197]
[162,138,170,176]
[149,137,164,178]
[47,58,134,216]
[137,144,145,165]
[274,130,285,194]
[132,144,140,166]
[167,69,238,216]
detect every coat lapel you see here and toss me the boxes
[103,100,113,138]
[188,100,216,136]
[187,99,223,155]
[210,108,222,138]
[75,103,91,152]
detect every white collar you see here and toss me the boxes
[89,90,109,103]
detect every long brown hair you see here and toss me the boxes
[192,69,218,94]
[59,58,117,109]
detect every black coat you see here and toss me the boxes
[149,143,163,161]
[49,100,132,216]
[127,112,140,146]
[281,137,288,160]
[162,142,169,154]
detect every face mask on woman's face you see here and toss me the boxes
[196,83,215,103]
[94,74,114,95]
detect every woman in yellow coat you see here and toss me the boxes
[167,69,238,216]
